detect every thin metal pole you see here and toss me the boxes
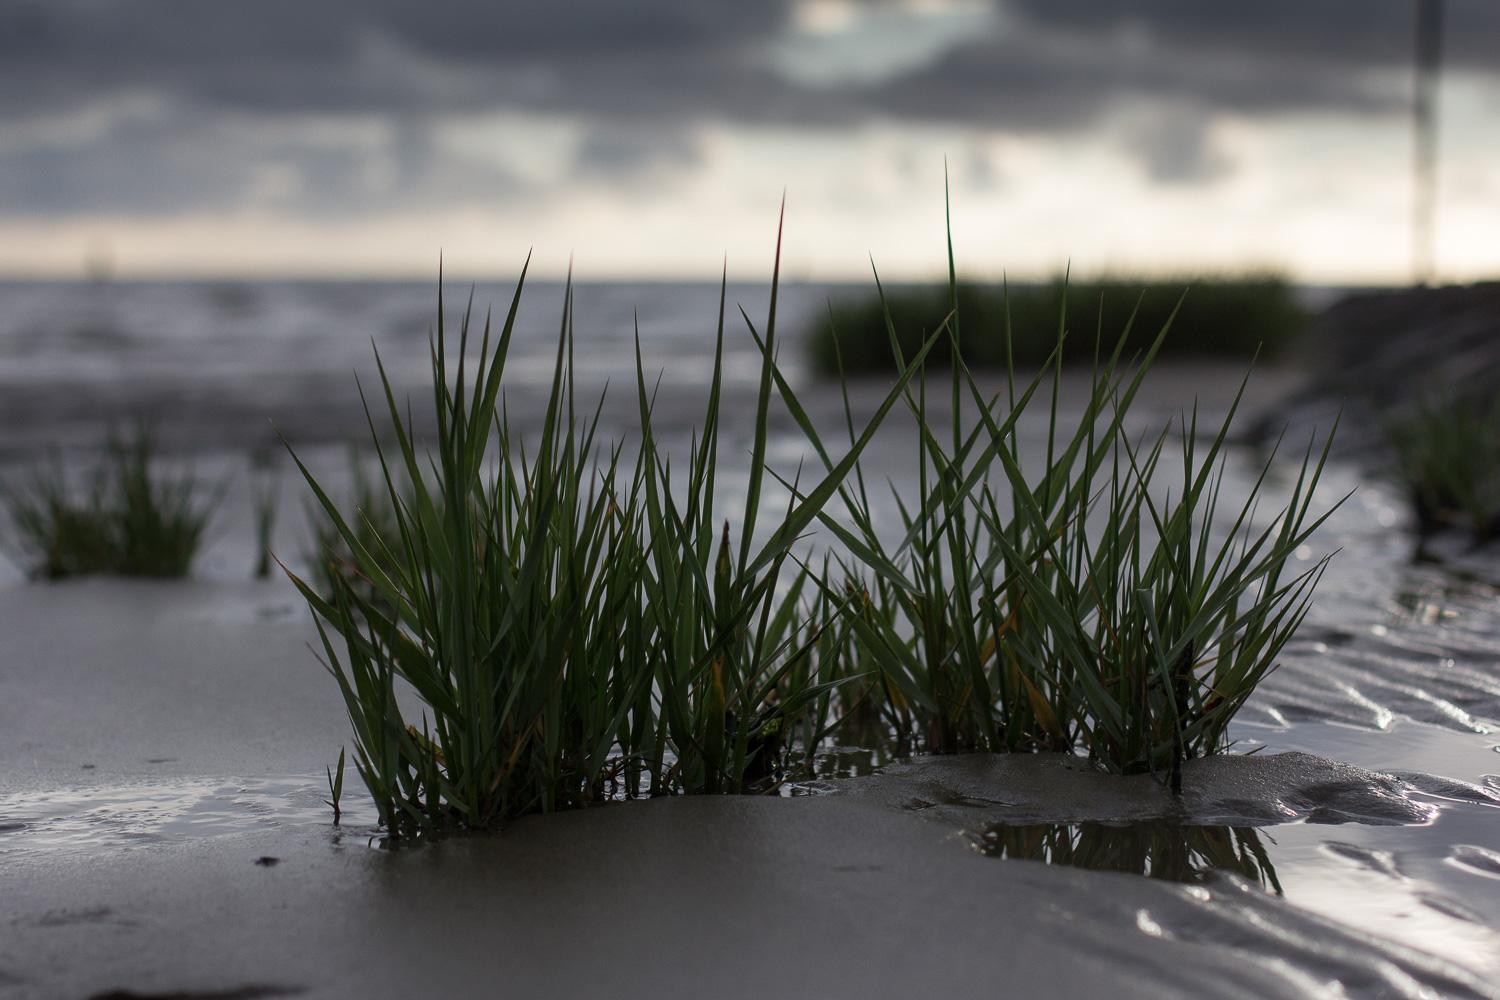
[1413,0,1444,286]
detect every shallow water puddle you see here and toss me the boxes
[970,812,1500,976]
[1238,719,1500,977]
[947,715,1500,979]
[970,820,1282,888]
[801,709,1500,980]
[0,775,372,856]
[1254,814,1500,977]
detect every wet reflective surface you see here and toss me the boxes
[0,775,378,857]
[3,283,1500,993]
[971,820,1283,890]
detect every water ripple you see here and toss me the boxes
[0,775,372,857]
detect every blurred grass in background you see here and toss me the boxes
[1,422,217,579]
[807,276,1308,375]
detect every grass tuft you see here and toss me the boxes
[286,235,934,834]
[2,421,216,579]
[775,205,1339,778]
[1383,389,1500,548]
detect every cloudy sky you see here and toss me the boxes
[2,0,1499,282]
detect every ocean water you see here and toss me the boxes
[0,278,867,459]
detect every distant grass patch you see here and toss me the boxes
[1383,390,1500,547]
[2,423,217,579]
[303,445,412,605]
[249,448,281,580]
[807,277,1309,376]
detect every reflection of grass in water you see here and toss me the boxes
[1388,563,1500,626]
[973,821,1282,892]
[806,740,913,782]
[1392,580,1468,626]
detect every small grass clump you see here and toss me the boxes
[776,229,1338,782]
[2,423,216,579]
[287,243,934,834]
[1383,390,1500,548]
[808,276,1308,376]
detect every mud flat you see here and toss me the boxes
[5,791,1494,1000]
[2,344,1499,998]
[2,576,1499,1000]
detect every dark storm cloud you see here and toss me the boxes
[869,27,1385,132]
[1008,1,1500,74]
[874,0,1500,133]
[4,0,1490,123]
[0,0,787,115]
[1,0,1497,215]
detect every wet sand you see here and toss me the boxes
[1,574,1498,999]
[6,792,1494,1000]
